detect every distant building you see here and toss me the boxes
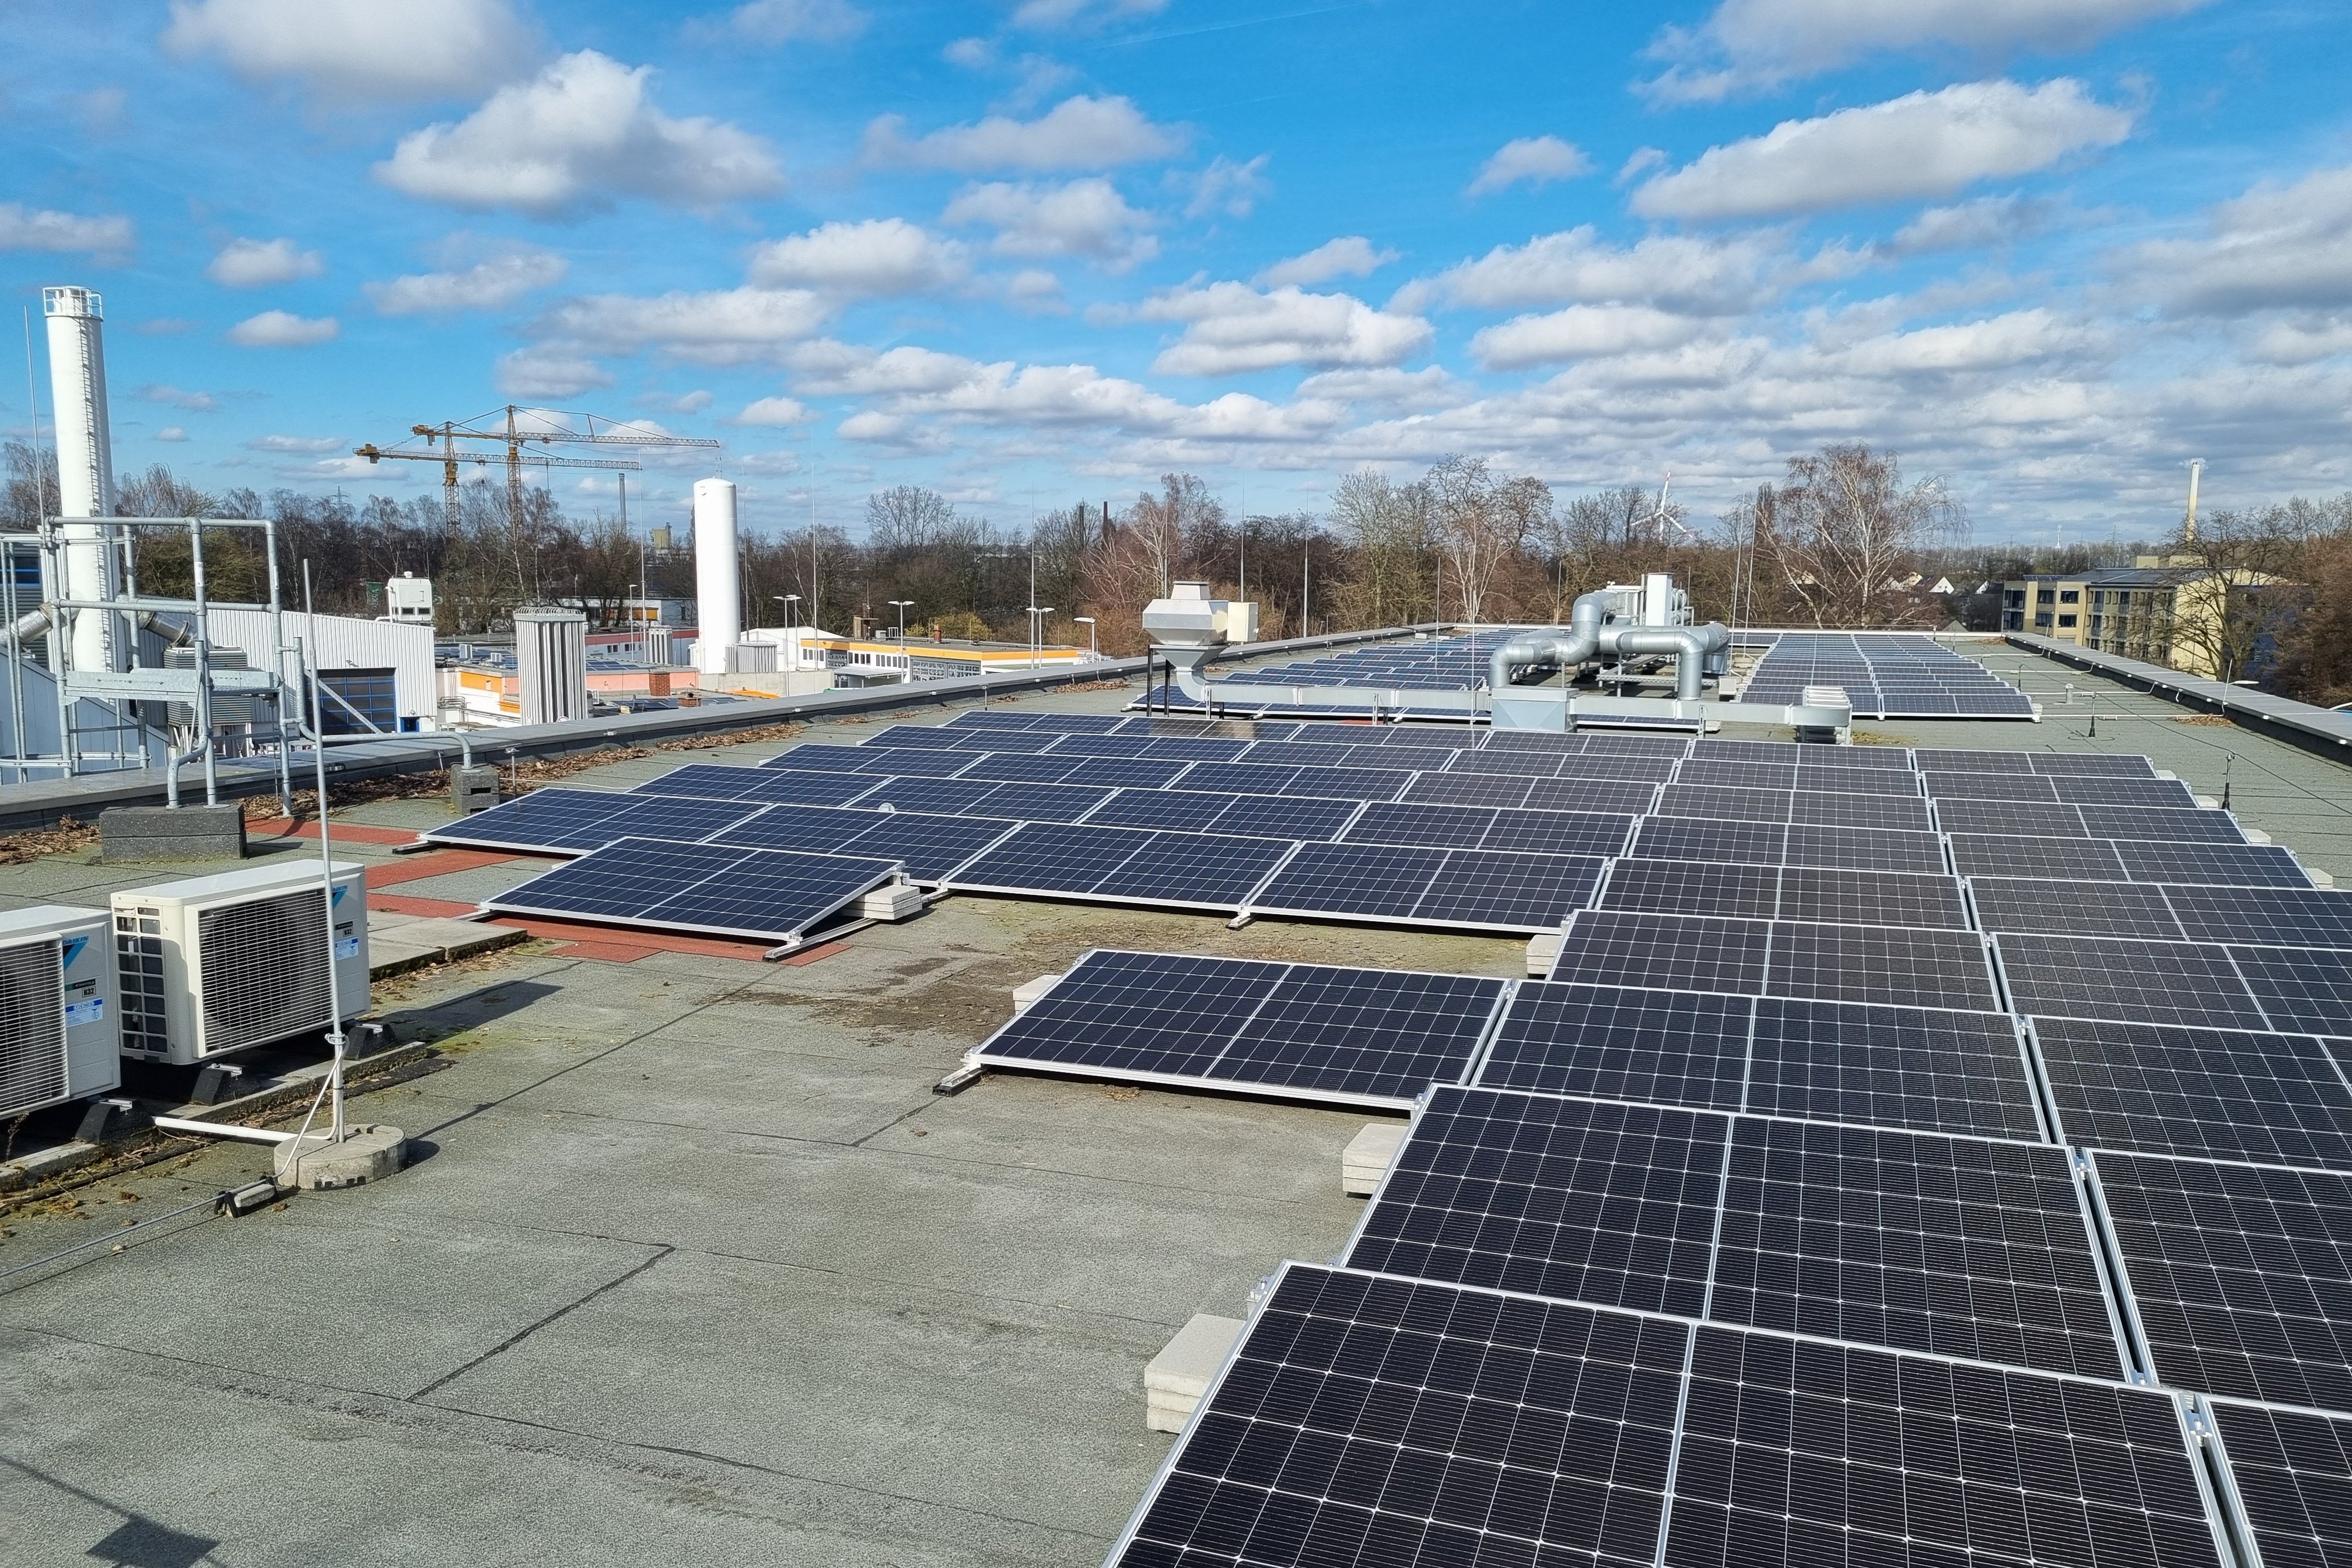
[2001,556,2292,680]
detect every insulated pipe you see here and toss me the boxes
[1486,590,1612,693]
[1610,626,1722,702]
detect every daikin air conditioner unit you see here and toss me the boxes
[111,860,370,1066]
[0,905,120,1118]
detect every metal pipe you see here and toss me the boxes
[189,517,218,806]
[149,1114,322,1147]
[300,560,348,1146]
[265,519,292,817]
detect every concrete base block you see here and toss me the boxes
[449,765,501,815]
[368,912,529,978]
[1146,1313,1244,1433]
[1012,974,1062,1013]
[1525,931,1562,978]
[288,1125,407,1191]
[860,883,925,921]
[74,1097,139,1143]
[2244,828,2273,845]
[191,1062,246,1105]
[99,804,246,863]
[1342,1121,1408,1196]
[2312,868,2336,888]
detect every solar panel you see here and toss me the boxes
[1677,758,1798,792]
[1550,910,1772,995]
[1632,816,1787,867]
[1774,866,1969,930]
[1246,840,1448,921]
[1769,921,1998,1010]
[967,950,1505,1106]
[971,780,1113,822]
[848,775,1000,815]
[628,763,788,800]
[1476,982,1751,1110]
[704,803,880,856]
[1997,935,2270,1030]
[1656,783,1791,824]
[1951,835,2131,883]
[2165,885,2352,947]
[2075,806,2247,846]
[1663,1325,2219,1568]
[1601,858,1783,921]
[1746,999,2042,1140]
[2094,1150,2352,1413]
[1203,794,1363,841]
[1082,788,1233,832]
[954,751,1090,783]
[1348,1088,1727,1316]
[483,836,897,946]
[766,743,883,771]
[2232,944,2352,1037]
[1408,849,1606,930]
[1923,771,2063,803]
[2207,1400,2352,1567]
[831,813,1018,881]
[1343,800,1495,849]
[1476,808,1634,858]
[2054,778,2200,809]
[947,820,1158,895]
[1110,1264,1690,1568]
[1093,831,1294,905]
[1968,878,2188,940]
[1937,799,2088,839]
[1059,755,1192,789]
[422,787,766,855]
[1782,822,1946,874]
[1518,776,1665,814]
[2032,1016,2352,1173]
[1787,789,1934,832]
[1400,771,1535,809]
[2120,841,2313,887]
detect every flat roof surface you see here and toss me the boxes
[2,636,2349,1566]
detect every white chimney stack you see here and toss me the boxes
[692,477,740,676]
[43,285,123,673]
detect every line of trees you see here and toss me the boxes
[8,437,2351,703]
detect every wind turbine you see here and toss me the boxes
[1639,471,1698,543]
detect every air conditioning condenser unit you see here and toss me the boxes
[112,860,370,1066]
[0,904,121,1118]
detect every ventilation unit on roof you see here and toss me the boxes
[111,860,370,1066]
[0,904,121,1118]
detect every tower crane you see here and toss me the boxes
[354,405,720,537]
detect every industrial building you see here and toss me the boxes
[2002,557,2296,679]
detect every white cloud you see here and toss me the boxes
[1009,0,1168,28]
[733,396,816,426]
[1642,0,2210,103]
[1420,226,1796,314]
[1835,308,2094,374]
[1467,136,1592,197]
[1258,237,1400,288]
[365,248,568,314]
[531,286,831,366]
[1004,268,1068,312]
[1181,155,1272,219]
[1295,366,1466,408]
[157,426,190,442]
[786,340,991,396]
[1138,283,1433,376]
[0,205,134,256]
[2131,164,2352,316]
[162,0,532,100]
[2246,318,2352,365]
[942,178,1158,270]
[863,95,1181,172]
[496,347,614,398]
[1884,193,2056,255]
[1472,305,1713,369]
[135,384,220,412]
[246,433,344,453]
[720,0,866,43]
[226,310,338,346]
[1632,80,2132,221]
[205,236,324,288]
[746,219,968,296]
[374,51,785,216]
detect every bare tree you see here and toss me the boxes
[2163,505,2308,684]
[863,485,960,551]
[1425,454,1530,625]
[1741,444,1965,627]
[1329,468,1430,628]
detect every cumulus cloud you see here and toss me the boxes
[530,286,831,367]
[205,236,324,288]
[1884,193,2057,255]
[1472,305,1714,369]
[162,0,533,100]
[1467,136,1592,197]
[863,95,1181,172]
[135,384,221,411]
[1835,308,2095,374]
[942,178,1158,270]
[374,51,784,216]
[1009,0,1168,28]
[496,347,614,398]
[1631,80,2133,221]
[746,219,968,296]
[1258,237,1401,288]
[1418,226,1797,315]
[733,396,816,426]
[717,0,866,44]
[246,433,344,453]
[1181,155,1272,219]
[1136,283,1433,376]
[0,205,134,256]
[226,310,338,346]
[157,426,190,442]
[1003,268,1068,312]
[2246,318,2352,366]
[365,248,568,314]
[2130,164,2352,316]
[1640,0,2210,103]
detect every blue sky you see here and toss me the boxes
[3,0,2347,544]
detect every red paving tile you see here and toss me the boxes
[368,894,482,918]
[491,915,776,963]
[364,849,524,888]
[249,817,423,846]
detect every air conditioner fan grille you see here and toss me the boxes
[0,939,66,1114]
[198,888,334,1055]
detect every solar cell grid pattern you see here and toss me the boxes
[1738,632,2036,718]
[1662,1325,2220,1568]
[483,836,895,941]
[970,950,1505,1105]
[1478,984,1753,1111]
[1997,933,2291,1032]
[1745,999,2045,1142]
[2207,1401,2352,1568]
[1709,1117,2119,1377]
[2031,1017,2352,1174]
[2092,1151,2352,1415]
[1348,1088,1728,1317]
[1115,1264,1690,1568]
[1552,911,1997,1012]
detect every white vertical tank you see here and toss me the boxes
[43,286,123,674]
[692,478,740,676]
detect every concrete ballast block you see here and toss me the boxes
[1011,974,1062,1013]
[1146,1313,1245,1434]
[861,883,925,922]
[1342,1121,1408,1195]
[99,804,246,863]
[288,1125,407,1191]
[1525,931,1562,978]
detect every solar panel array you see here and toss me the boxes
[1741,631,2038,718]
[1039,727,2352,1567]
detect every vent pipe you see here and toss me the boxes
[2184,458,2204,545]
[42,286,121,674]
[692,477,739,677]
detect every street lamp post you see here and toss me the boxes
[888,599,915,642]
[1073,615,1096,658]
[772,593,801,668]
[1026,606,1054,668]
